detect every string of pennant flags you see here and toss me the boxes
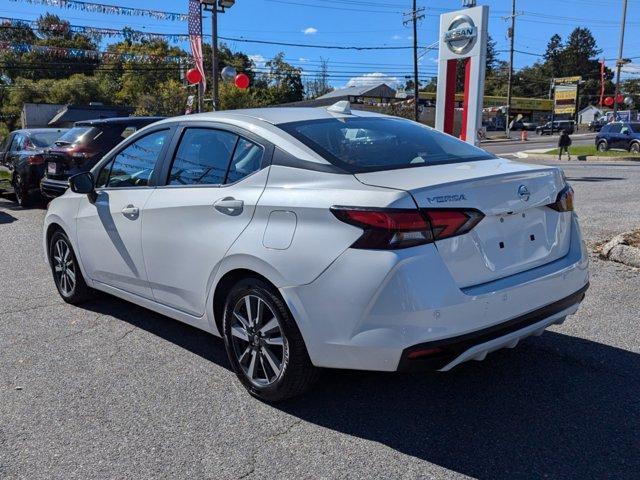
[0,17,192,43]
[0,42,189,63]
[8,0,188,22]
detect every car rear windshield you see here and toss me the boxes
[54,127,97,146]
[30,131,66,147]
[278,117,496,173]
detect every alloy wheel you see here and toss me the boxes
[229,294,287,387]
[631,143,640,154]
[53,238,76,297]
[598,142,607,152]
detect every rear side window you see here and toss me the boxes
[609,124,622,134]
[600,125,610,133]
[279,117,495,173]
[226,138,263,184]
[97,130,169,188]
[168,128,238,185]
[10,134,24,151]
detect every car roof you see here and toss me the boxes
[153,107,388,128]
[12,128,69,135]
[74,116,165,127]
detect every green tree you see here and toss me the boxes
[0,14,101,81]
[253,52,304,105]
[543,34,564,78]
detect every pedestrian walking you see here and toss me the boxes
[558,129,572,161]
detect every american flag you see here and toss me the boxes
[188,0,206,92]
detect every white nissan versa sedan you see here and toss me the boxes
[43,103,589,401]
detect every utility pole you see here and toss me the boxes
[403,2,425,122]
[504,0,518,137]
[202,0,235,111]
[613,0,628,118]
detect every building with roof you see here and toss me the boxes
[283,83,398,108]
[20,103,132,129]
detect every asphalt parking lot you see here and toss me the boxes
[1,159,639,479]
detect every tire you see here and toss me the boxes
[13,173,32,208]
[222,277,319,402]
[630,142,640,154]
[49,230,94,304]
[597,141,608,152]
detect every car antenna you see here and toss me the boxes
[326,100,352,115]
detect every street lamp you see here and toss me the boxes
[200,0,236,110]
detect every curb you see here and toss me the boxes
[515,152,640,162]
[600,232,640,268]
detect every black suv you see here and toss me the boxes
[536,120,575,135]
[40,117,163,199]
[0,128,68,206]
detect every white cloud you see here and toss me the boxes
[621,63,640,75]
[391,34,402,40]
[248,54,266,68]
[303,27,318,35]
[346,72,399,88]
[298,57,309,63]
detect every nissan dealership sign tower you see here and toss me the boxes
[435,4,489,145]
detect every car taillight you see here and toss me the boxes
[547,185,574,212]
[27,154,44,165]
[331,207,484,250]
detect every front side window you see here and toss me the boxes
[629,123,640,133]
[168,128,238,186]
[97,129,169,188]
[279,117,495,173]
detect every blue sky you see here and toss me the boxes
[3,0,640,89]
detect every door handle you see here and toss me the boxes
[122,204,139,219]
[214,197,244,216]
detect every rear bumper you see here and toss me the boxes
[40,177,69,199]
[282,214,589,372]
[397,283,588,371]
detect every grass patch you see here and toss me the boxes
[545,145,638,157]
[0,169,10,182]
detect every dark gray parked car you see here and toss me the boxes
[0,128,68,206]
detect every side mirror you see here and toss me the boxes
[69,172,97,203]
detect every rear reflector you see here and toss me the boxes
[27,154,44,165]
[331,206,484,250]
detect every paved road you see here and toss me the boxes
[483,132,596,156]
[1,159,639,480]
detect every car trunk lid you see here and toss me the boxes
[355,158,572,288]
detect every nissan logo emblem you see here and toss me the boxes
[443,15,478,55]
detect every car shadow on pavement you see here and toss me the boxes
[0,211,17,224]
[80,297,638,479]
